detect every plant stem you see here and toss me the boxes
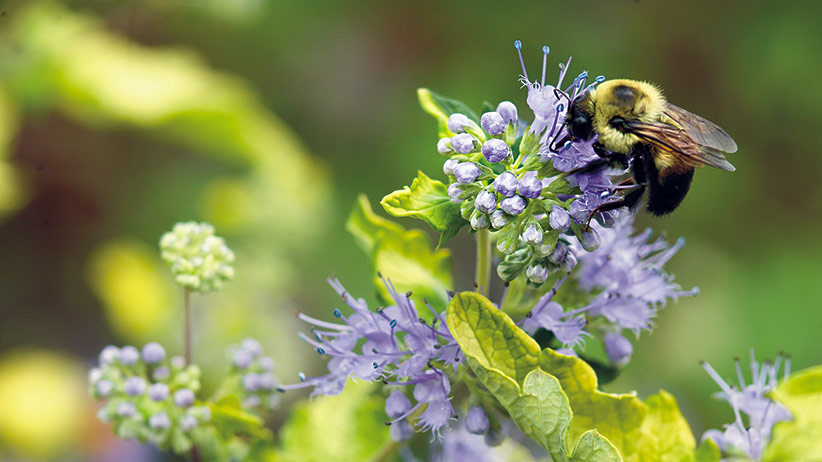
[475,229,491,293]
[184,289,192,364]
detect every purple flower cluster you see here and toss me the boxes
[701,352,792,459]
[229,338,281,410]
[519,213,696,364]
[282,277,463,437]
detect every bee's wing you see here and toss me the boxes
[664,103,738,153]
[628,121,737,172]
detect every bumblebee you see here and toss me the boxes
[565,79,737,220]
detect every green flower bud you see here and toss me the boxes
[160,222,235,294]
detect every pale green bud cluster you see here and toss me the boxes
[160,222,235,293]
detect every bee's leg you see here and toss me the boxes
[549,134,574,153]
[584,183,645,229]
[593,143,629,169]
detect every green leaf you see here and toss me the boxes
[539,348,647,456]
[693,439,720,462]
[347,194,453,311]
[209,400,271,441]
[276,381,395,462]
[763,365,822,461]
[380,171,466,246]
[571,430,623,462]
[417,88,479,138]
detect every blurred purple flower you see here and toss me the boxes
[282,277,462,437]
[701,351,792,460]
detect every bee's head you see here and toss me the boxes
[585,79,666,153]
[566,93,595,142]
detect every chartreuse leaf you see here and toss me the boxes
[448,291,699,462]
[693,439,720,462]
[571,430,622,462]
[276,381,395,462]
[448,292,626,461]
[381,171,467,246]
[418,88,480,138]
[347,194,452,311]
[762,366,822,461]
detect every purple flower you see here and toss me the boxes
[390,420,415,442]
[499,195,526,216]
[492,172,517,197]
[489,210,509,229]
[517,174,542,199]
[519,278,588,347]
[549,205,570,233]
[141,342,165,364]
[386,390,412,419]
[466,406,490,435]
[497,101,517,125]
[701,352,792,460]
[451,133,477,154]
[521,224,543,246]
[604,333,633,366]
[480,112,506,136]
[454,162,481,184]
[282,278,461,437]
[572,214,697,334]
[117,402,136,418]
[474,190,497,214]
[481,139,510,163]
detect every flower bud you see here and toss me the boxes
[481,139,511,163]
[581,228,601,252]
[470,211,490,230]
[559,251,578,272]
[120,346,140,365]
[96,379,114,397]
[489,210,510,229]
[517,174,542,199]
[174,388,195,408]
[447,183,464,204]
[170,356,186,369]
[180,415,198,431]
[389,420,414,442]
[243,373,260,391]
[117,402,136,418]
[148,383,169,401]
[521,223,543,246]
[499,195,526,216]
[149,412,170,430]
[604,333,633,366]
[88,368,103,384]
[124,377,147,396]
[454,162,481,184]
[496,101,518,125]
[443,158,459,176]
[385,390,412,419]
[466,406,490,435]
[447,113,472,133]
[233,350,254,370]
[141,342,165,364]
[451,133,476,154]
[241,338,262,358]
[547,240,569,265]
[99,345,120,365]
[485,427,506,447]
[492,171,518,197]
[526,263,549,285]
[153,366,170,381]
[549,205,571,233]
[595,210,618,228]
[480,111,506,136]
[437,137,453,154]
[474,190,497,214]
[258,357,275,371]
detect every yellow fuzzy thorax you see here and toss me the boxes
[587,79,666,154]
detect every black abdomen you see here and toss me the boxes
[643,152,695,215]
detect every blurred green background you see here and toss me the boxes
[0,0,820,459]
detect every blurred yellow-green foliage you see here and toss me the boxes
[0,0,820,459]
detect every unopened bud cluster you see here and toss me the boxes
[89,343,210,454]
[229,338,281,410]
[160,222,235,293]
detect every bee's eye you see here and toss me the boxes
[610,116,627,131]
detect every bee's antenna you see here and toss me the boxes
[514,40,530,83]
[541,45,550,87]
